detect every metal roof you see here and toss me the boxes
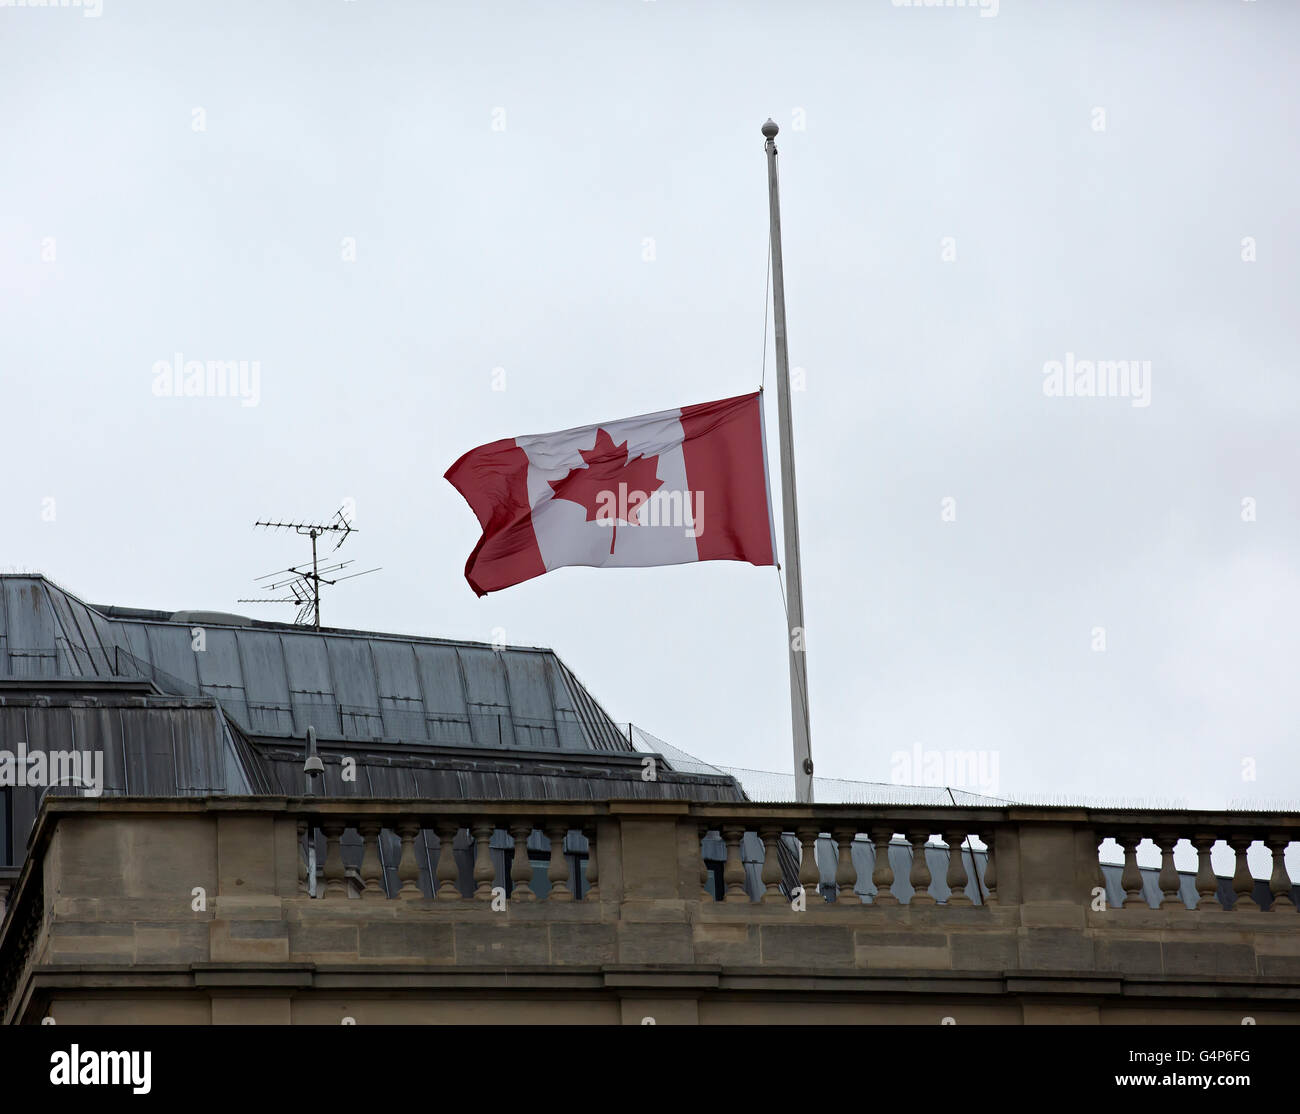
[0,575,747,869]
[0,692,266,854]
[0,575,632,754]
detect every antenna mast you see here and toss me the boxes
[240,507,380,629]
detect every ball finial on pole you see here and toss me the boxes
[762,118,779,139]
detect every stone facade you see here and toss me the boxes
[2,798,1299,1024]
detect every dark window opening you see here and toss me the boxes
[705,859,724,901]
[0,786,9,865]
[566,851,588,900]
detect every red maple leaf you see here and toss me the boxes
[548,428,664,555]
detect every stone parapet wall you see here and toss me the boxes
[2,798,1298,1024]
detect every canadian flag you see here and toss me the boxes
[446,391,777,596]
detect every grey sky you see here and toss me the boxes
[3,1,1296,808]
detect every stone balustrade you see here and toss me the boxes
[3,798,1299,1024]
[299,812,598,903]
[1094,824,1297,913]
[289,805,1298,915]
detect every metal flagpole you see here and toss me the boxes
[762,118,814,804]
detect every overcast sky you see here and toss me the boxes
[3,1,1297,810]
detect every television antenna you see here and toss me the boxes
[239,508,380,629]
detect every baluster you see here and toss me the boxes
[871,827,898,906]
[322,822,347,900]
[722,825,748,903]
[1267,837,1294,913]
[395,821,422,900]
[796,826,821,904]
[435,821,461,901]
[982,832,998,905]
[943,829,971,906]
[359,821,386,900]
[759,825,784,903]
[1229,836,1258,912]
[1156,834,1183,911]
[1119,833,1144,909]
[833,827,858,905]
[1191,834,1219,910]
[510,822,535,901]
[583,825,600,902]
[472,821,496,900]
[699,824,715,901]
[908,830,935,906]
[545,822,572,902]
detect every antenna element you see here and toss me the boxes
[239,508,380,629]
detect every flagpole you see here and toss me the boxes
[762,118,814,805]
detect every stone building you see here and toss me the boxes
[1,574,1298,1024]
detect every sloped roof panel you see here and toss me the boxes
[60,586,114,676]
[412,644,468,716]
[143,623,202,691]
[456,646,517,748]
[369,639,424,738]
[281,632,332,694]
[86,608,121,672]
[326,638,380,712]
[412,643,471,745]
[235,630,291,706]
[280,633,340,738]
[503,651,561,751]
[235,630,294,735]
[194,628,246,695]
[457,646,511,709]
[2,579,56,676]
[369,640,421,702]
[117,623,154,678]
